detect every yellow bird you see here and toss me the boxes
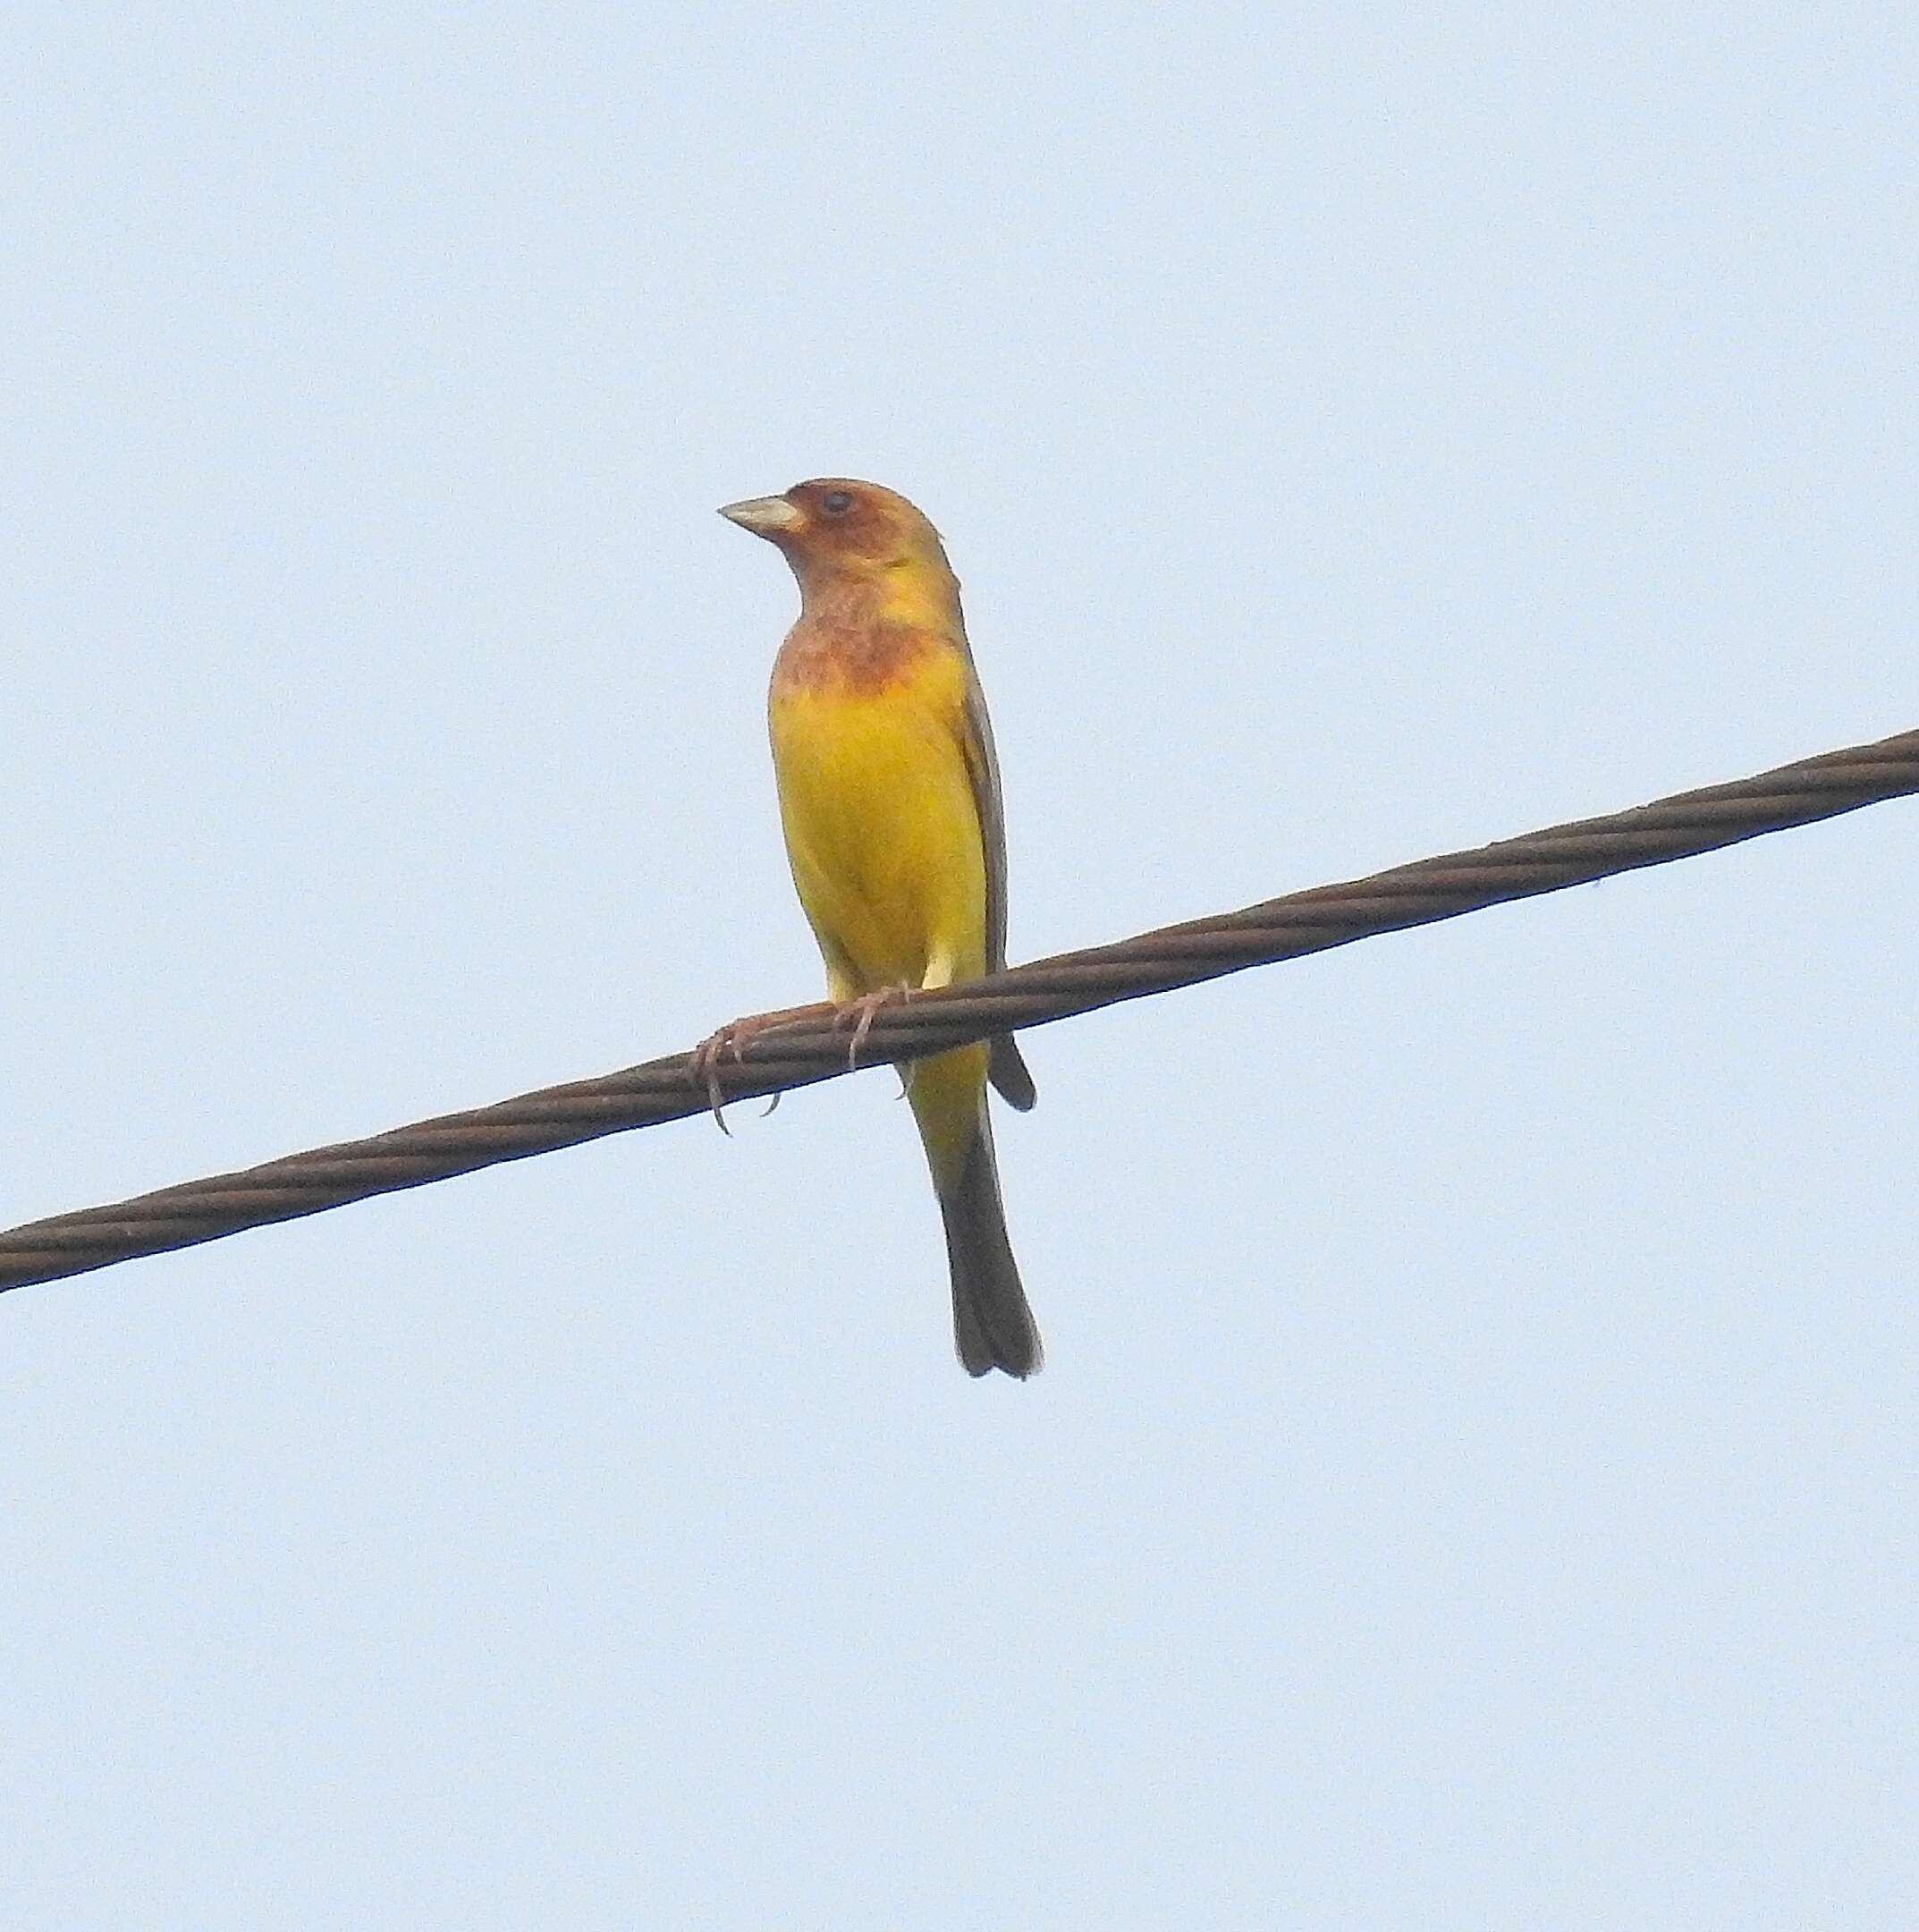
[717,478,1041,1377]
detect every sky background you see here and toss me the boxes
[4,5,1916,1926]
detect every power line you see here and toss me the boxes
[3,725,1913,1294]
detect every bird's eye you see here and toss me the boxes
[821,489,853,514]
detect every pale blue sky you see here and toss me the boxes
[4,5,1916,1926]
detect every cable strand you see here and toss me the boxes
[1,725,1913,1292]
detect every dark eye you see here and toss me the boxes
[821,489,853,514]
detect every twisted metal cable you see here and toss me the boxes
[3,725,1913,1293]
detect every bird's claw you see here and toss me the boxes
[833,985,909,1070]
[689,984,909,1131]
[689,1021,754,1134]
[688,1002,830,1131]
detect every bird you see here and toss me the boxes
[714,478,1042,1377]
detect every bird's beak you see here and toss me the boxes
[718,495,805,538]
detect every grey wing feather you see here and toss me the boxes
[957,643,1037,1112]
[960,666,1011,975]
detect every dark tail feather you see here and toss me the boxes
[988,1034,1036,1112]
[940,1110,1043,1378]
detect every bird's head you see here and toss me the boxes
[718,479,952,601]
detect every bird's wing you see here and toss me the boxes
[956,666,1010,974]
[956,664,1038,1112]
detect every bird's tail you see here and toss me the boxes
[909,1046,1042,1379]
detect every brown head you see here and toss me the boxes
[718,478,957,612]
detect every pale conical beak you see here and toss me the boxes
[718,495,804,537]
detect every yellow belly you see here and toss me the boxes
[769,671,987,996]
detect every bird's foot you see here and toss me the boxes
[689,1001,832,1133]
[832,984,910,1070]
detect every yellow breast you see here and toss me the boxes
[768,635,986,995]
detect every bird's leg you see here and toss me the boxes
[689,1000,833,1132]
[832,983,911,1071]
